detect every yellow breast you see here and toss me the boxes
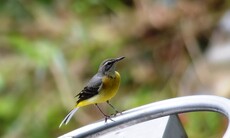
[100,71,121,101]
[76,71,121,107]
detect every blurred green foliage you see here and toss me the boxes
[0,0,229,137]
[182,112,226,138]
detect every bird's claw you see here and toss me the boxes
[104,115,115,122]
[112,110,124,117]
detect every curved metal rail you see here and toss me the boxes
[59,95,230,138]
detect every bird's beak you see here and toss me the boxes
[114,56,125,62]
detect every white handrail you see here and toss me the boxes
[59,95,230,138]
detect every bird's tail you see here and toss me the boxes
[59,107,79,128]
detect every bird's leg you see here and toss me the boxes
[95,104,114,122]
[106,100,122,116]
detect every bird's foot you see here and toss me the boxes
[111,110,124,117]
[104,115,115,122]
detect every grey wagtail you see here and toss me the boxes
[59,56,125,127]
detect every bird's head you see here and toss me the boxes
[98,56,125,77]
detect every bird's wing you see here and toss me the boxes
[75,74,103,104]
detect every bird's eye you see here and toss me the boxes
[105,61,113,71]
[106,62,112,65]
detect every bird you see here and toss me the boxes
[59,56,125,128]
